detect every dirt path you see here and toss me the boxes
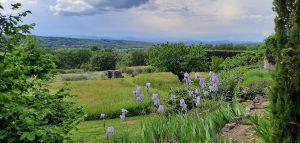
[220,95,268,143]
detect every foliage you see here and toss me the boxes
[90,49,118,71]
[148,43,208,81]
[220,51,263,70]
[205,43,261,51]
[0,4,84,142]
[263,35,277,64]
[249,115,273,143]
[218,67,247,98]
[210,56,224,72]
[234,69,272,99]
[54,48,92,69]
[129,103,242,143]
[54,71,108,82]
[122,66,160,77]
[206,50,246,59]
[131,50,148,66]
[270,0,300,141]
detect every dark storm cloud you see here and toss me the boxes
[50,0,151,16]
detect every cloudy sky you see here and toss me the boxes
[0,0,275,42]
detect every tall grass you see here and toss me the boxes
[122,101,244,143]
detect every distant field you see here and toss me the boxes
[49,72,184,119]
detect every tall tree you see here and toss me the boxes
[271,0,300,142]
[148,43,208,81]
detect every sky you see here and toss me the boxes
[0,0,275,42]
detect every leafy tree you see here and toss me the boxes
[263,35,277,64]
[54,48,92,69]
[0,3,84,142]
[270,0,300,142]
[131,50,147,66]
[209,56,224,72]
[148,43,208,81]
[117,51,132,68]
[91,49,118,71]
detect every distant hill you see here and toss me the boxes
[35,36,154,49]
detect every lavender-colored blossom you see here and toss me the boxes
[181,103,188,112]
[106,126,114,137]
[100,113,106,119]
[146,83,151,89]
[157,105,164,113]
[199,77,206,88]
[136,94,144,102]
[121,109,128,115]
[152,93,160,106]
[195,73,201,79]
[135,87,141,95]
[209,72,220,92]
[120,115,126,120]
[154,98,160,106]
[180,99,185,106]
[189,90,196,98]
[184,72,192,86]
[195,96,201,106]
[204,91,209,97]
[169,94,176,102]
[152,93,159,100]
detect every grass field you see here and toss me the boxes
[49,72,188,119]
[70,115,154,143]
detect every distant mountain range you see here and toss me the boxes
[36,36,154,49]
[35,36,260,49]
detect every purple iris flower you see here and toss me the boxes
[184,72,192,86]
[181,103,188,112]
[189,90,196,98]
[204,91,209,97]
[106,126,114,138]
[146,83,151,89]
[195,73,201,79]
[209,72,220,92]
[157,105,164,113]
[100,113,106,119]
[120,114,126,120]
[180,99,185,106]
[152,93,160,106]
[121,109,128,115]
[135,87,141,95]
[199,77,206,88]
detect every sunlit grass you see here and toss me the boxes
[70,115,153,143]
[49,72,188,119]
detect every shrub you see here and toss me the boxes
[218,67,247,98]
[210,56,224,72]
[234,69,272,99]
[220,51,262,70]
